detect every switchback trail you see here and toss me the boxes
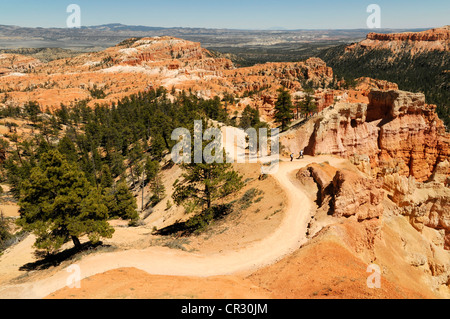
[0,156,345,299]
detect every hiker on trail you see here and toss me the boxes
[300,149,304,159]
[290,153,294,162]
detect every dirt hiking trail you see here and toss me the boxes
[0,156,345,299]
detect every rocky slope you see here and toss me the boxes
[0,53,42,75]
[292,158,450,297]
[367,26,449,42]
[0,48,80,63]
[282,87,450,259]
[282,89,450,183]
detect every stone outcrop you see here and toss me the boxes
[285,89,449,250]
[355,77,399,97]
[285,89,450,183]
[332,169,384,221]
[346,26,449,53]
[303,57,333,81]
[225,58,333,94]
[296,163,384,222]
[367,89,428,120]
[296,162,337,205]
[370,90,449,182]
[295,160,450,296]
[430,160,450,186]
[366,26,450,42]
[382,172,450,250]
[303,102,381,159]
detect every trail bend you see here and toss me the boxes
[0,156,345,299]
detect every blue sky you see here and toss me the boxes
[0,0,448,29]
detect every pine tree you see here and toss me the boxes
[150,134,167,160]
[99,164,114,189]
[172,124,244,212]
[0,138,9,163]
[109,152,126,178]
[274,88,294,131]
[127,143,144,187]
[173,161,243,211]
[106,181,139,225]
[239,105,260,129]
[299,89,318,119]
[24,101,41,125]
[16,150,114,253]
[0,212,11,249]
[58,135,78,164]
[145,158,166,205]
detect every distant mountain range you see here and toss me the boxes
[81,23,167,32]
[0,23,428,52]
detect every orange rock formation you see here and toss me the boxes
[346,26,450,53]
[284,89,450,183]
[0,37,333,113]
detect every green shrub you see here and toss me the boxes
[237,188,264,210]
[0,214,11,247]
[185,204,232,234]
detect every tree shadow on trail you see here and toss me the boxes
[154,204,233,237]
[19,241,111,272]
[155,221,193,237]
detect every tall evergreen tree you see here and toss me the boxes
[173,161,243,211]
[145,158,166,205]
[172,124,244,212]
[239,105,261,129]
[58,135,78,164]
[299,89,318,119]
[0,212,11,249]
[105,181,139,225]
[274,88,294,131]
[99,164,114,189]
[17,150,114,252]
[24,101,41,125]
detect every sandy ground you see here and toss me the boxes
[0,155,347,299]
[0,204,19,218]
[46,268,271,299]
[47,217,442,300]
[249,234,435,299]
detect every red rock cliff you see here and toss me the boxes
[367,26,449,42]
[283,89,450,182]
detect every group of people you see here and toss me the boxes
[290,150,304,161]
